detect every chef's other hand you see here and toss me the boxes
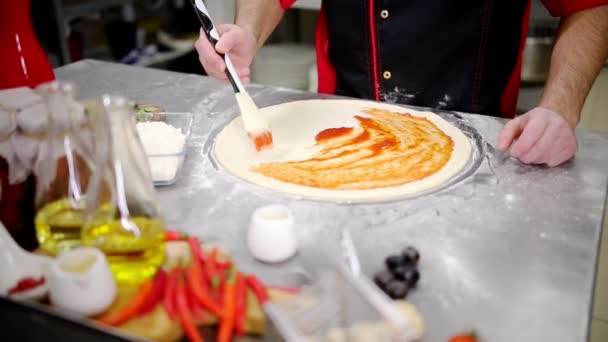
[497,107,577,167]
[195,24,257,84]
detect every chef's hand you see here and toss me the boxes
[497,107,577,167]
[195,24,257,84]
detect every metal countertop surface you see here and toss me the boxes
[56,60,608,342]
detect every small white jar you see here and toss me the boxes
[248,205,298,263]
[47,247,117,317]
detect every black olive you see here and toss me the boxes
[385,254,406,270]
[385,280,409,299]
[394,266,420,287]
[393,266,407,280]
[402,246,420,264]
[373,270,394,289]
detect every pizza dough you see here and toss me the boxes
[213,99,471,202]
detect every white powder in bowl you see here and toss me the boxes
[136,121,186,183]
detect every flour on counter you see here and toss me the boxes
[137,121,186,183]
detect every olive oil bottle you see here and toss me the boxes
[35,198,85,255]
[82,95,165,284]
[33,82,93,255]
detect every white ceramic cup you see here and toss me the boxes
[248,204,298,263]
[47,247,117,317]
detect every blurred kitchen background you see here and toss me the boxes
[34,0,608,339]
[37,0,608,130]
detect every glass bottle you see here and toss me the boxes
[34,82,93,255]
[82,95,165,284]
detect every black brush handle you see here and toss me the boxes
[190,0,240,93]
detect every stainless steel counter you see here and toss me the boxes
[56,60,608,342]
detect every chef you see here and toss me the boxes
[196,0,608,167]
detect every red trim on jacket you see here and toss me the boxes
[279,0,297,10]
[542,0,608,17]
[367,0,381,101]
[315,8,337,94]
[500,0,531,118]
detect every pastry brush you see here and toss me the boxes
[191,0,273,151]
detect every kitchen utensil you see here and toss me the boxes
[47,247,116,316]
[0,223,51,300]
[190,0,273,151]
[270,260,421,341]
[339,226,361,276]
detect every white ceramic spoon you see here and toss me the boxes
[0,223,51,300]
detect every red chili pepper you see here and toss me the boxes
[234,273,247,336]
[245,275,269,305]
[217,267,227,285]
[217,268,237,342]
[188,237,205,263]
[206,248,220,289]
[187,284,207,325]
[100,279,154,326]
[137,269,168,316]
[176,278,205,342]
[8,276,46,295]
[164,267,180,320]
[185,264,223,317]
[216,261,232,271]
[165,230,188,241]
[218,280,225,307]
[449,332,479,342]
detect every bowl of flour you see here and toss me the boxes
[136,112,193,185]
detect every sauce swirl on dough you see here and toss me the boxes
[252,108,454,190]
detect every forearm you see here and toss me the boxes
[539,5,608,128]
[235,0,285,49]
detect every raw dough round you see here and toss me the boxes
[213,99,471,202]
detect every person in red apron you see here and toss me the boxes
[195,0,608,167]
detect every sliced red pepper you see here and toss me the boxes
[216,261,232,270]
[100,279,154,326]
[206,248,220,289]
[218,280,225,308]
[245,275,269,304]
[185,264,223,317]
[137,269,168,316]
[188,237,205,264]
[188,237,213,290]
[217,267,227,287]
[165,230,188,241]
[234,273,247,336]
[164,267,180,320]
[217,268,237,342]
[176,278,205,342]
[187,283,207,325]
[8,277,45,295]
